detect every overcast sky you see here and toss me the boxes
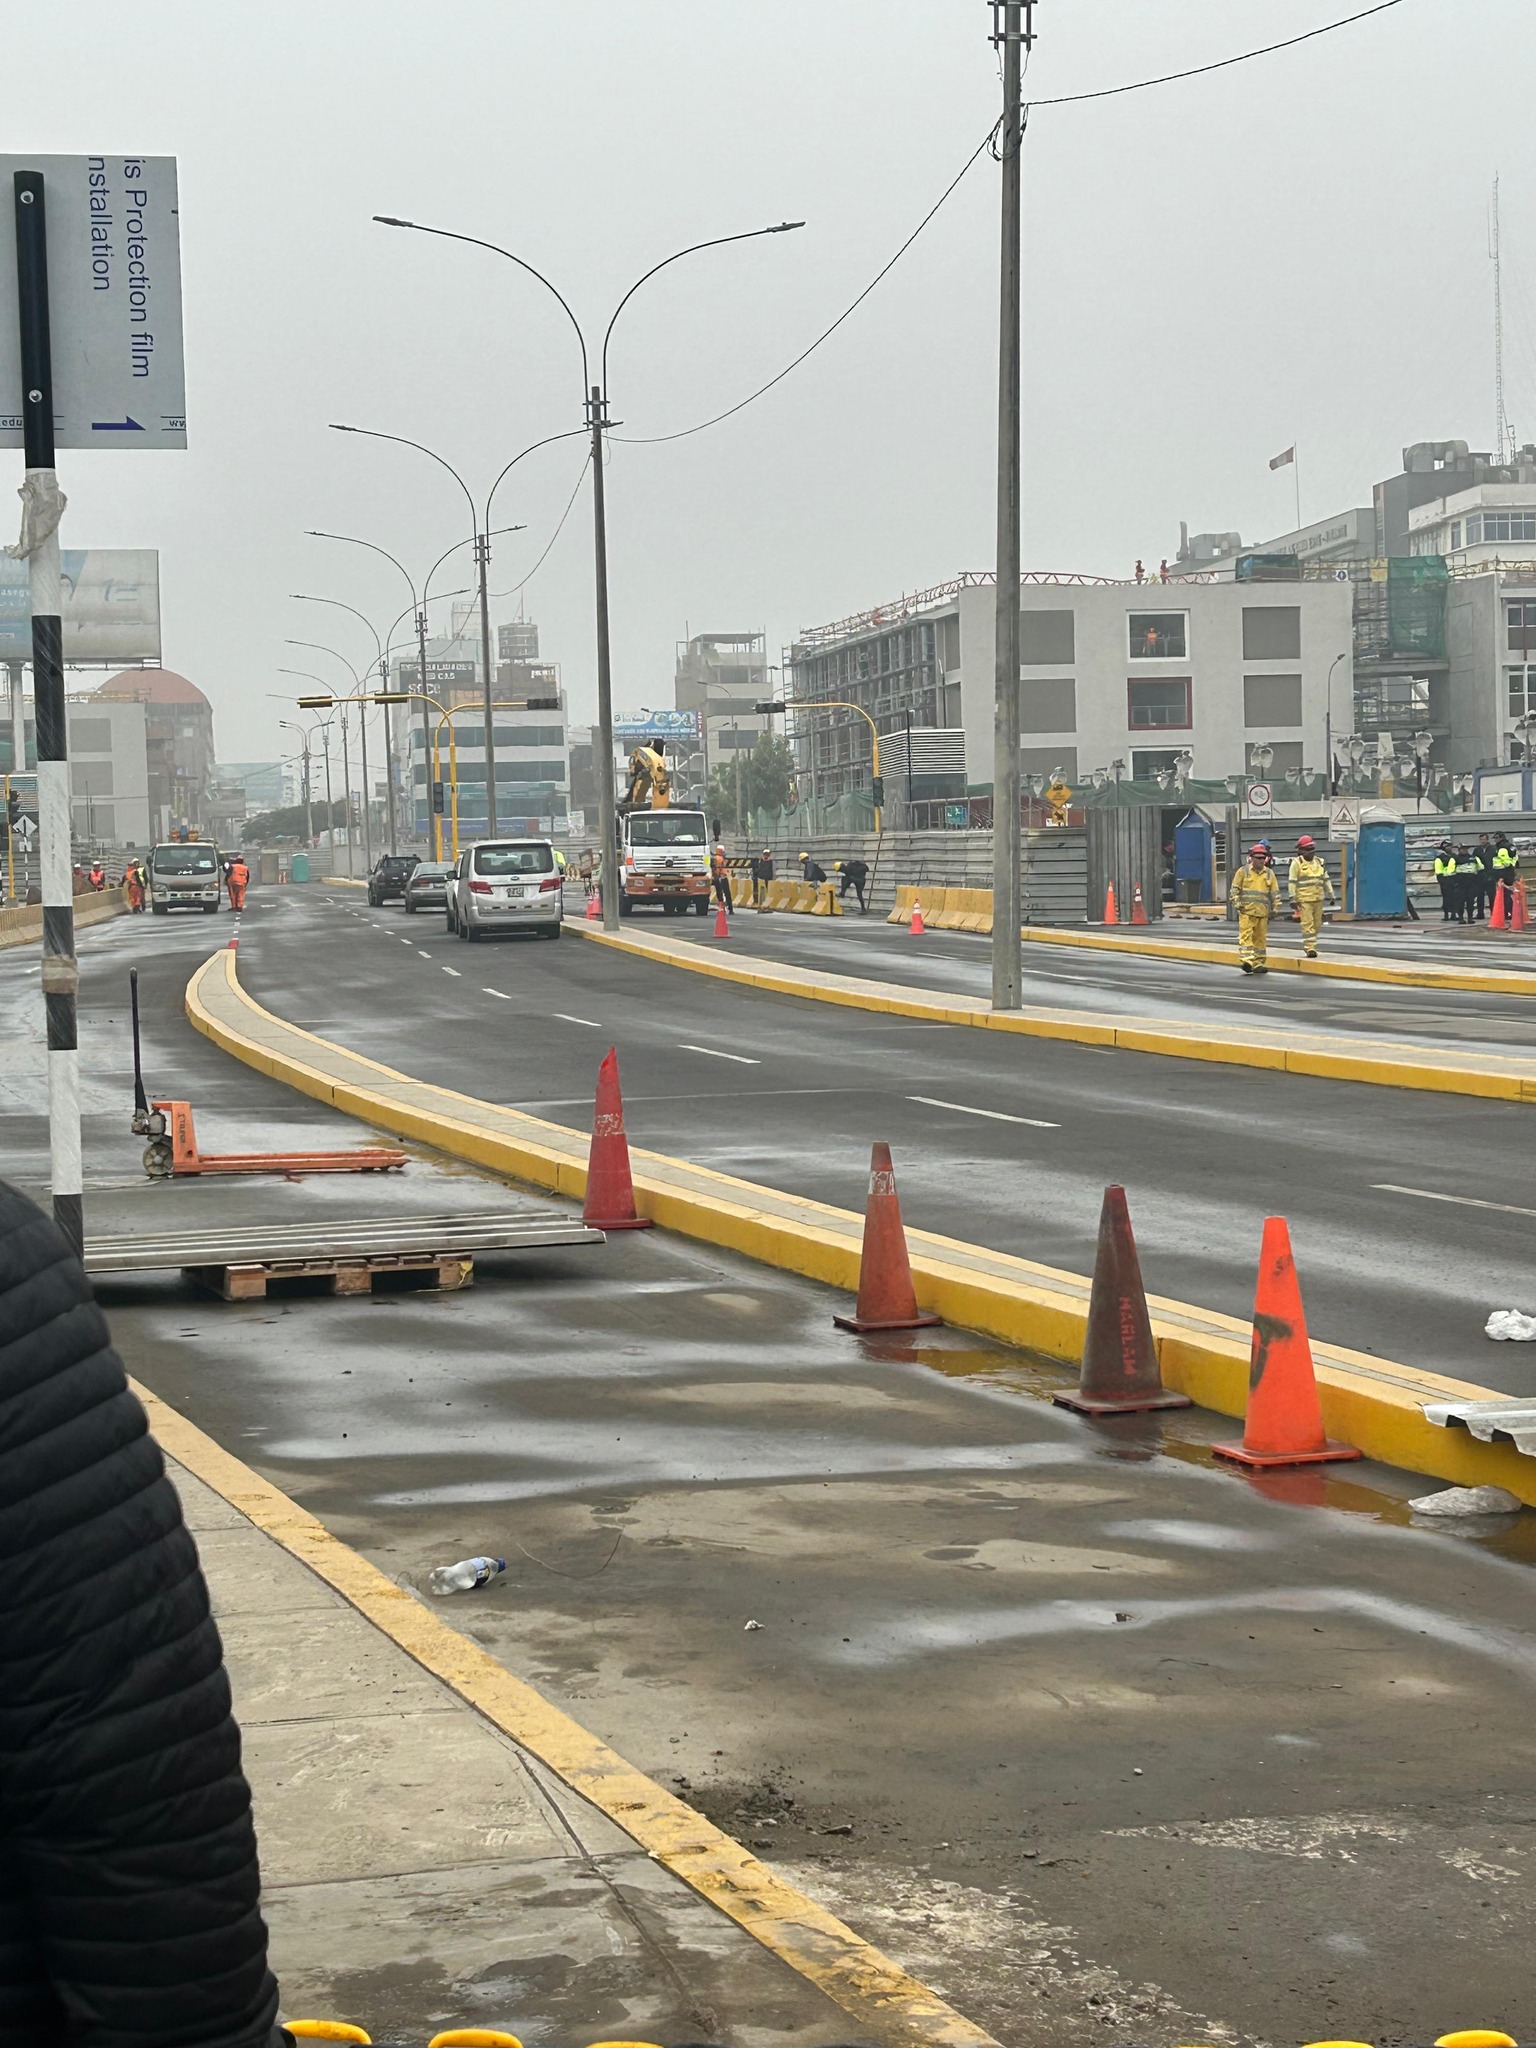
[6,0,1535,765]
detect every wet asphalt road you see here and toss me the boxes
[232,889,1536,1389]
[5,903,1536,2042]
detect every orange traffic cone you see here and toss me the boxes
[584,889,601,921]
[582,1048,653,1231]
[1513,879,1530,933]
[833,1142,941,1333]
[1490,879,1508,930]
[1212,1217,1359,1469]
[1054,1187,1191,1416]
[1103,884,1119,925]
[909,897,926,935]
[713,899,730,937]
[1131,883,1148,926]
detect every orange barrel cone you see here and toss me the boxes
[1131,883,1149,926]
[584,889,601,921]
[582,1048,653,1231]
[1054,1186,1191,1417]
[909,896,926,935]
[833,1142,942,1333]
[1212,1217,1359,1469]
[713,899,730,936]
[1103,883,1119,925]
[1514,879,1530,932]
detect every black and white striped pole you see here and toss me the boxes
[12,170,81,1256]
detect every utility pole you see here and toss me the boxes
[991,0,1035,1011]
[589,384,619,931]
[12,172,82,1255]
[415,607,433,850]
[476,531,498,836]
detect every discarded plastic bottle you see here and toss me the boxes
[427,1555,506,1596]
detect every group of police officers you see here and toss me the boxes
[1432,832,1519,924]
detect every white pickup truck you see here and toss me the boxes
[620,807,712,917]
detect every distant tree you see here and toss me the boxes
[706,735,795,832]
[240,797,347,845]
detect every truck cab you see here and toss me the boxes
[620,807,711,916]
[147,841,223,914]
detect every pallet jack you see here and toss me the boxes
[129,968,408,1181]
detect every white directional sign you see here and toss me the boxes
[1329,797,1361,843]
[0,156,185,449]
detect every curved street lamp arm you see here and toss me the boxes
[329,423,477,530]
[374,216,590,393]
[284,639,363,685]
[305,530,419,609]
[290,594,384,667]
[422,524,526,605]
[483,426,591,530]
[601,222,804,393]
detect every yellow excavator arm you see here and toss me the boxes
[624,744,673,808]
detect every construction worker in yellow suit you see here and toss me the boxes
[1286,834,1334,959]
[1231,839,1280,974]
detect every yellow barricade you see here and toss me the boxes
[810,881,843,916]
[887,884,917,926]
[920,887,954,927]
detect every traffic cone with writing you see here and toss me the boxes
[1103,884,1119,925]
[713,899,730,937]
[1054,1186,1191,1417]
[909,896,926,935]
[584,888,601,921]
[1212,1217,1360,1469]
[1131,883,1149,926]
[834,1142,941,1333]
[582,1048,653,1230]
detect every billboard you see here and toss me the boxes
[0,547,160,662]
[613,709,698,739]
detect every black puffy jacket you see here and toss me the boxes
[0,1181,283,2048]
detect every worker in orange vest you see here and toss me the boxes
[226,854,250,911]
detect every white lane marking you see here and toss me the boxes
[908,1095,1060,1128]
[484,988,513,999]
[553,1013,602,1028]
[1373,1183,1536,1221]
[441,966,461,976]
[416,949,432,957]
[681,1043,761,1064]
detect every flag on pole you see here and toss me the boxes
[1269,446,1296,470]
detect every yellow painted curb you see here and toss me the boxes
[567,920,1536,1107]
[183,947,1536,1506]
[135,1383,999,2048]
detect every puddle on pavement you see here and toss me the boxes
[892,1333,1536,1567]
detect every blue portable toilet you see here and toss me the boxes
[1171,810,1215,903]
[290,850,311,884]
[1346,804,1406,917]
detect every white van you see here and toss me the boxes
[446,839,563,941]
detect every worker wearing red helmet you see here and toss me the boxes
[1230,839,1281,973]
[1287,834,1335,959]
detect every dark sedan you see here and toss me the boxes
[367,854,419,906]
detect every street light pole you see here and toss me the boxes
[991,0,1035,1012]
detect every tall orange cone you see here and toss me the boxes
[1212,1217,1359,1469]
[1131,883,1149,926]
[1513,879,1530,932]
[582,1048,653,1230]
[1490,879,1508,930]
[909,896,926,935]
[584,888,601,921]
[834,1142,941,1333]
[713,899,730,937]
[1054,1187,1191,1416]
[1103,883,1119,925]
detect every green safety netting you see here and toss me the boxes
[748,792,877,838]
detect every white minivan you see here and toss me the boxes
[446,839,564,941]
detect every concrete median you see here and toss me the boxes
[186,943,1536,1505]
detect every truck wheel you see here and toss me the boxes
[619,894,633,918]
[202,903,217,914]
[693,898,709,916]
[151,902,167,915]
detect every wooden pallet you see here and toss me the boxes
[184,1252,475,1301]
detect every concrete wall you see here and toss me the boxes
[732,828,1088,923]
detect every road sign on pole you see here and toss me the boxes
[0,156,185,448]
[1245,780,1274,816]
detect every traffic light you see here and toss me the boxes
[431,781,445,815]
[523,696,560,711]
[5,787,19,828]
[870,775,885,807]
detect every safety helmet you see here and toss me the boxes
[798,849,809,859]
[1253,839,1270,852]
[1295,835,1315,851]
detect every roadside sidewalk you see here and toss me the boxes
[155,1394,987,2048]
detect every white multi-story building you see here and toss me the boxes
[786,575,1351,799]
[9,693,153,846]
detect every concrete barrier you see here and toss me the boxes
[0,886,130,951]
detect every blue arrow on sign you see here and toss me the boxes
[90,416,145,431]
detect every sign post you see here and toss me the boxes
[1,157,184,1258]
